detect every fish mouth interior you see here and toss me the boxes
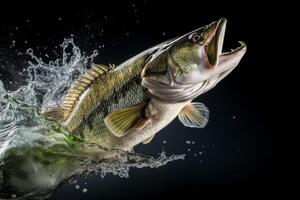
[205,18,246,67]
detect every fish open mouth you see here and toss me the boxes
[205,18,246,67]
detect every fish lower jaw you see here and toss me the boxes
[220,41,246,56]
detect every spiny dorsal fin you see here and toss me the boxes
[43,64,112,122]
[178,102,209,128]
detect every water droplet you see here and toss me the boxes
[163,140,167,144]
[126,32,130,36]
[232,116,236,119]
[93,50,98,56]
[187,148,191,152]
[191,141,195,144]
[15,27,18,30]
[11,194,17,198]
[58,17,62,21]
[186,140,191,144]
[82,188,88,193]
[162,32,166,36]
[75,184,80,189]
[24,40,28,44]
[199,160,203,163]
[193,154,197,157]
[198,152,203,155]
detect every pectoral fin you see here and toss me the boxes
[104,101,156,137]
[178,102,209,128]
[143,135,155,144]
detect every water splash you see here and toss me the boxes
[0,39,184,200]
[9,38,98,109]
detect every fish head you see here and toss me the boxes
[168,18,246,84]
[142,18,247,102]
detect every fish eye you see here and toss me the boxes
[190,34,201,43]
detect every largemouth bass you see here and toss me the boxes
[0,18,246,198]
[44,18,246,152]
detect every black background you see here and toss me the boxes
[0,1,274,199]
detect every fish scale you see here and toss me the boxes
[65,55,147,148]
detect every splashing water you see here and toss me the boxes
[10,38,98,109]
[0,39,184,200]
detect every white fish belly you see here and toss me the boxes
[115,98,189,151]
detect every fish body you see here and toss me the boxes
[62,51,188,151]
[64,54,147,150]
[44,18,246,151]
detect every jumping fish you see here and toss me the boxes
[44,18,246,152]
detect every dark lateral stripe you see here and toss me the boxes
[72,76,142,135]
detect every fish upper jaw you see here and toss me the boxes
[203,18,247,79]
[204,18,227,67]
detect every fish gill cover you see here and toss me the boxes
[0,39,184,200]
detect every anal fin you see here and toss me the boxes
[143,135,155,144]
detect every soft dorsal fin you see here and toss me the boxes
[178,102,209,128]
[43,64,112,122]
